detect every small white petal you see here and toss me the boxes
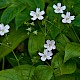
[57,3,61,7]
[66,12,70,17]
[41,56,46,61]
[70,16,75,20]
[47,56,52,60]
[61,14,66,18]
[44,49,48,55]
[38,16,44,20]
[53,4,57,9]
[36,8,40,13]
[46,40,51,44]
[47,51,53,56]
[52,45,56,49]
[54,10,59,13]
[44,44,48,48]
[38,52,44,56]
[31,16,37,20]
[0,32,4,36]
[5,25,10,29]
[40,11,45,15]
[61,6,66,10]
[67,19,71,23]
[30,11,36,16]
[62,19,67,23]
[51,40,55,44]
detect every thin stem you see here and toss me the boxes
[46,61,50,66]
[2,57,5,70]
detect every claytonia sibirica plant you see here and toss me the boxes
[53,3,66,13]
[0,0,80,80]
[61,12,75,23]
[0,24,10,36]
[44,40,56,51]
[38,40,56,61]
[30,8,45,20]
[38,49,53,61]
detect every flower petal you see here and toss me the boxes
[70,16,75,20]
[41,56,46,61]
[38,52,43,56]
[57,3,61,7]
[61,6,66,10]
[53,4,57,9]
[5,25,10,29]
[47,51,53,56]
[31,16,37,20]
[46,40,51,44]
[66,12,70,17]
[61,14,66,18]
[44,44,48,48]
[30,11,36,16]
[47,56,52,60]
[36,8,40,13]
[38,16,44,20]
[62,19,67,23]
[67,19,71,23]
[40,11,45,15]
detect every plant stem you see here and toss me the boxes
[2,57,5,70]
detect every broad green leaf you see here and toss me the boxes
[28,32,45,57]
[51,53,63,68]
[31,65,53,80]
[0,0,11,9]
[1,3,26,24]
[60,60,76,75]
[72,14,80,27]
[0,65,35,80]
[26,0,45,10]
[64,42,80,62]
[0,24,28,59]
[15,9,30,29]
[56,34,70,52]
[55,74,75,80]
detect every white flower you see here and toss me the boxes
[61,12,75,23]
[0,24,10,36]
[33,30,37,35]
[44,40,56,51]
[30,8,45,20]
[53,3,66,13]
[38,49,53,61]
[26,27,32,32]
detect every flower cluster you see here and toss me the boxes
[38,40,56,61]
[0,23,10,36]
[53,3,75,23]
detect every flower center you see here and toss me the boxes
[36,13,40,17]
[49,44,52,47]
[57,7,61,11]
[1,29,4,32]
[66,17,70,20]
[44,54,47,58]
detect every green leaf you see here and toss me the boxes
[60,60,76,75]
[31,65,53,80]
[72,14,80,27]
[51,53,63,68]
[55,74,75,80]
[0,24,28,59]
[1,3,26,24]
[56,34,70,52]
[28,32,45,57]
[26,0,45,10]
[15,9,30,29]
[0,65,35,80]
[0,0,11,9]
[64,42,80,62]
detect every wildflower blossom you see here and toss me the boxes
[30,8,45,20]
[61,12,75,23]
[44,40,56,51]
[38,49,53,61]
[0,24,10,36]
[26,27,32,32]
[53,3,66,13]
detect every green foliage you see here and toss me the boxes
[0,0,80,79]
[0,65,35,80]
[64,42,80,62]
